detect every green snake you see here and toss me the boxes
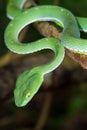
[4,0,87,107]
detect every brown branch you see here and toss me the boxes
[66,49,87,69]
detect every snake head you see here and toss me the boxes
[14,70,43,107]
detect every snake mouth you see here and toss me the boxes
[15,100,27,107]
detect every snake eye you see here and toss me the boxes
[26,93,31,98]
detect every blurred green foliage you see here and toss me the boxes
[59,0,87,16]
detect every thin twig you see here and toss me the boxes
[34,92,52,130]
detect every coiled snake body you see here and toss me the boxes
[4,0,87,107]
